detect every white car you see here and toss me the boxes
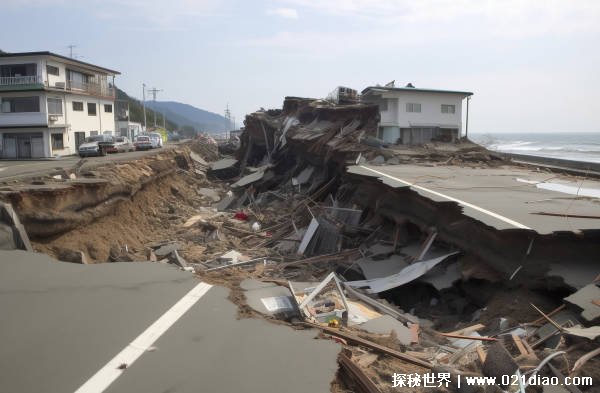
[148,132,163,148]
[114,136,134,153]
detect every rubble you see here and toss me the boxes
[4,95,599,392]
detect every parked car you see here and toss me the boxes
[78,135,115,157]
[114,136,134,153]
[148,132,163,148]
[134,135,153,150]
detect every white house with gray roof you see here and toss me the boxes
[0,51,120,158]
[361,82,473,145]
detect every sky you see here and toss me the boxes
[2,0,600,133]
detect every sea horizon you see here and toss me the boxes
[469,131,600,164]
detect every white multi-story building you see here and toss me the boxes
[0,51,120,158]
[361,83,473,145]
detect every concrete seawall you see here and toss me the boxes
[501,152,600,177]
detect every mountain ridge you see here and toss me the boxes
[145,101,231,133]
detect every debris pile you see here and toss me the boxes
[178,97,600,392]
[4,94,599,392]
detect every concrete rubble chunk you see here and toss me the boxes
[358,314,414,345]
[154,242,183,257]
[189,151,208,166]
[241,278,298,317]
[564,284,600,322]
[0,202,33,251]
[198,188,220,202]
[54,248,89,264]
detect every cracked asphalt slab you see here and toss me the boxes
[0,250,340,393]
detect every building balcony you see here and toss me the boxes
[0,75,44,91]
[64,80,115,99]
[0,75,115,99]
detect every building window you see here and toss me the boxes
[51,133,64,149]
[104,104,113,113]
[73,101,84,111]
[0,96,40,113]
[378,100,388,111]
[90,131,98,136]
[87,103,97,116]
[441,104,456,114]
[46,65,59,76]
[47,98,63,115]
[406,103,421,113]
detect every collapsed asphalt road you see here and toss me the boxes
[0,250,339,393]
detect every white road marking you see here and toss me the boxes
[358,165,531,230]
[74,281,213,393]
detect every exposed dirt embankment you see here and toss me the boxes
[0,144,218,262]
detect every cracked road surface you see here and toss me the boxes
[0,250,339,393]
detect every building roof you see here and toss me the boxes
[362,86,473,96]
[0,51,120,75]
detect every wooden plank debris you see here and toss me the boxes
[303,322,433,369]
[338,353,382,393]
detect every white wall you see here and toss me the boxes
[44,60,67,88]
[377,91,465,132]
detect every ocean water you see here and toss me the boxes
[470,132,600,164]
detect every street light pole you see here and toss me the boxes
[142,83,147,131]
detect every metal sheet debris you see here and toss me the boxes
[261,296,295,313]
[346,252,459,293]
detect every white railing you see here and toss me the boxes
[0,75,42,86]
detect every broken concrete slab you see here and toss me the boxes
[358,314,414,345]
[214,194,236,211]
[241,278,297,317]
[563,325,600,340]
[230,169,273,189]
[170,250,188,268]
[210,158,238,171]
[154,242,183,257]
[564,284,600,322]
[0,201,33,251]
[54,248,89,264]
[189,151,208,166]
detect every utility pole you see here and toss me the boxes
[142,83,147,131]
[147,87,163,127]
[67,44,76,58]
